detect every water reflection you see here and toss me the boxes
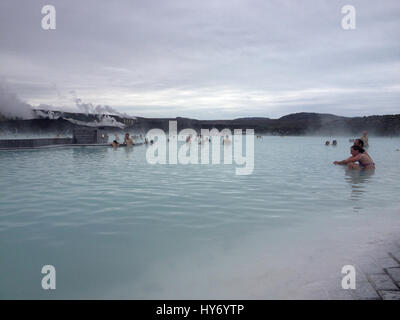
[344,169,375,210]
[72,146,108,160]
[123,146,134,158]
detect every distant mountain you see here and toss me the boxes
[234,117,271,121]
[1,110,400,136]
[278,112,345,121]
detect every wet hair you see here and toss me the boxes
[351,145,365,154]
[355,139,364,147]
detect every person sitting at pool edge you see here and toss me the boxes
[123,133,133,146]
[333,145,375,170]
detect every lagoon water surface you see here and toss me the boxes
[1,136,400,299]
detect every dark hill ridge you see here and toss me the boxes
[1,111,400,136]
[278,112,345,121]
[234,117,271,121]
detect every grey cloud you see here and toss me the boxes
[0,0,399,119]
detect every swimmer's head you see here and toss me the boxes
[125,133,130,138]
[351,145,365,155]
[354,139,364,147]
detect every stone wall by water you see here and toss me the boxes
[72,128,109,144]
[0,138,73,149]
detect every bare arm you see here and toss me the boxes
[333,155,361,165]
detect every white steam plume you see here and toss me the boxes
[0,84,34,120]
[73,94,134,119]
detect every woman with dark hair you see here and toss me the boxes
[353,138,373,158]
[111,140,120,148]
[333,145,375,170]
[354,139,364,148]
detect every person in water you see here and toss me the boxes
[111,140,120,148]
[333,145,375,170]
[325,141,330,146]
[123,133,133,146]
[360,130,369,148]
[353,138,364,148]
[332,140,337,146]
[353,138,372,156]
[223,135,231,145]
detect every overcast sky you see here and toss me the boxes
[0,0,399,119]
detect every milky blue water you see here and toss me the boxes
[1,136,400,299]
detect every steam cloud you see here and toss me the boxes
[73,93,134,119]
[0,85,34,120]
[0,85,134,122]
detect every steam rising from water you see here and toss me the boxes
[0,84,134,129]
[0,84,34,120]
[65,114,126,128]
[72,91,134,119]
